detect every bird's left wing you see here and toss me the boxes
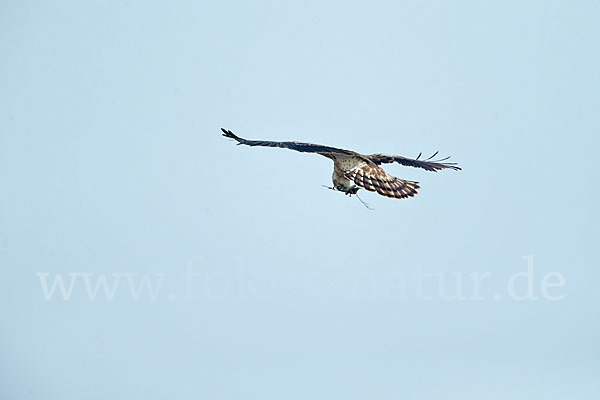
[368,152,461,172]
[221,128,355,157]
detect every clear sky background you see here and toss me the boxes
[1,1,599,399]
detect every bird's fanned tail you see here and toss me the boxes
[345,165,420,199]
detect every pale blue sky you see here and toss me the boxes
[1,1,599,399]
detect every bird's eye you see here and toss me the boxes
[336,185,344,191]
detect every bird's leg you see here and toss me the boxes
[346,186,374,209]
[344,185,359,196]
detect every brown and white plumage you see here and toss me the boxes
[221,128,460,200]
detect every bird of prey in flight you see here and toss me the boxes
[221,128,460,202]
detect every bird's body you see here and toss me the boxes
[221,128,460,201]
[331,155,363,191]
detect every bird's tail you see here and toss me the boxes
[386,178,420,199]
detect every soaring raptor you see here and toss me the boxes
[221,128,460,200]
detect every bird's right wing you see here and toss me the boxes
[221,128,356,157]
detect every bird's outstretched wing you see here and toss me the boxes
[221,128,356,157]
[344,164,420,199]
[368,152,461,172]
